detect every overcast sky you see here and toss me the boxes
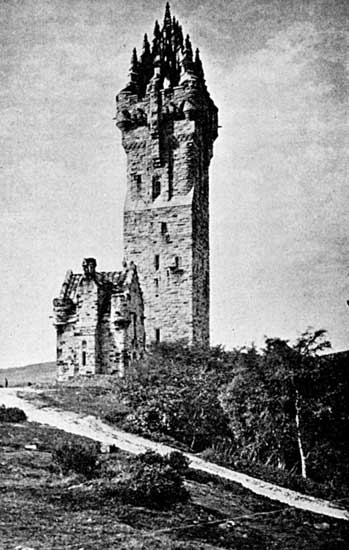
[1,0,348,368]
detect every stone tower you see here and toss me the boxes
[115,3,218,346]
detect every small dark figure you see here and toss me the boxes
[5,378,8,388]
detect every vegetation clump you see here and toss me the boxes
[28,328,349,501]
[0,405,27,423]
[52,438,100,479]
[111,450,190,508]
[118,344,234,452]
[114,332,349,499]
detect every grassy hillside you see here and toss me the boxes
[1,420,348,549]
[0,361,56,387]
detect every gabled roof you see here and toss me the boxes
[58,261,138,303]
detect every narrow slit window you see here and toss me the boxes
[154,278,159,296]
[132,312,137,341]
[155,328,160,344]
[82,340,87,366]
[135,174,142,192]
[152,176,161,200]
[154,254,160,271]
[161,222,168,235]
[174,256,181,269]
[204,272,209,298]
[168,157,173,200]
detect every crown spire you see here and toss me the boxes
[119,4,206,98]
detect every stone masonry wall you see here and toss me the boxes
[124,203,193,343]
[54,265,145,381]
[56,278,100,380]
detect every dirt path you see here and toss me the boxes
[1,388,348,521]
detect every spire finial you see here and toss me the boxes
[154,19,160,35]
[128,48,140,88]
[164,2,171,24]
[142,33,150,54]
[130,48,138,70]
[185,35,193,57]
[195,47,204,81]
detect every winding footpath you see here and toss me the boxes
[1,388,348,522]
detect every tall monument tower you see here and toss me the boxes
[115,3,218,346]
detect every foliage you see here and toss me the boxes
[112,450,190,508]
[52,438,100,479]
[200,436,349,502]
[120,343,234,451]
[0,405,27,423]
[166,449,190,475]
[104,408,128,424]
[28,337,348,497]
[220,328,349,490]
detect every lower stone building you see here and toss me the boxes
[52,258,145,381]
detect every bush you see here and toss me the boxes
[104,408,128,425]
[166,450,190,475]
[111,451,190,508]
[117,343,235,452]
[52,438,100,479]
[0,405,27,423]
[199,440,349,501]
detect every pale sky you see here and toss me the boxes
[1,0,348,368]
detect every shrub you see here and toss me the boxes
[52,438,100,479]
[0,405,27,423]
[134,450,189,474]
[166,450,190,475]
[111,450,189,508]
[104,408,128,425]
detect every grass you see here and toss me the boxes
[1,420,349,549]
[18,379,131,424]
